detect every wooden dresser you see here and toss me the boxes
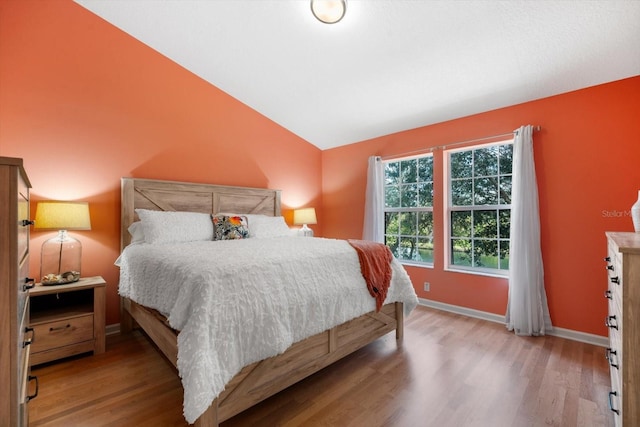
[605,231,640,426]
[0,157,36,427]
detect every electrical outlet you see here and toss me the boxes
[423,282,430,292]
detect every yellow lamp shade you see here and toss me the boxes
[34,201,91,230]
[293,207,317,225]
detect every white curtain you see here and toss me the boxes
[505,125,552,336]
[362,156,384,242]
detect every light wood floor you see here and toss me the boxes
[29,306,615,427]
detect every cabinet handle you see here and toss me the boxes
[605,348,619,369]
[605,265,614,271]
[26,375,39,402]
[23,326,35,347]
[20,219,35,227]
[610,276,620,285]
[49,324,71,332]
[604,256,611,262]
[604,290,612,300]
[605,315,618,330]
[22,277,35,292]
[608,391,620,415]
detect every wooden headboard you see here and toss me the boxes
[120,178,281,251]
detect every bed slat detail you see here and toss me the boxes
[135,188,213,213]
[215,305,399,423]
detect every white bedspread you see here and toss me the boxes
[117,237,418,423]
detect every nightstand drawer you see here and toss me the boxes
[31,314,94,354]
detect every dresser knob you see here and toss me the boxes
[23,326,35,347]
[22,277,35,292]
[26,376,38,402]
[605,315,618,330]
[605,347,619,369]
[608,391,620,415]
[49,324,72,332]
[604,290,612,300]
[610,276,620,285]
[604,256,611,262]
[606,265,614,271]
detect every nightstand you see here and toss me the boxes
[29,276,106,366]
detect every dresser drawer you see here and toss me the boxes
[17,172,30,266]
[31,314,94,354]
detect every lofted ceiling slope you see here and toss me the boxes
[75,0,640,150]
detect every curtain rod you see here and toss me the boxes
[380,125,541,161]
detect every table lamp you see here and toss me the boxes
[293,207,317,237]
[34,201,91,285]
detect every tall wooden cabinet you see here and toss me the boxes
[604,231,640,427]
[0,157,36,427]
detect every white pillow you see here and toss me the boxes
[127,221,145,244]
[135,209,214,244]
[245,214,291,238]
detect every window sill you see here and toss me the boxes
[444,266,508,279]
[399,261,434,269]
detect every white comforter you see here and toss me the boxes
[117,236,418,423]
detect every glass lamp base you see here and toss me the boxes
[299,224,314,237]
[40,230,82,285]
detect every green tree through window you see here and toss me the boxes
[383,155,434,264]
[448,142,513,272]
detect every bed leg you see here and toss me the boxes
[395,302,404,343]
[120,297,133,334]
[194,400,218,427]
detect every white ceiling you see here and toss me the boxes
[74,0,640,150]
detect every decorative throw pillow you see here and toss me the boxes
[211,214,249,240]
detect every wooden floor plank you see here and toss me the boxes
[29,306,615,427]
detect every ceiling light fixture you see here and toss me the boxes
[311,0,347,24]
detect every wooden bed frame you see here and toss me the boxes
[119,177,404,426]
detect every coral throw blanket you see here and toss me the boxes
[348,239,393,311]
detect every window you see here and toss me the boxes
[446,141,513,274]
[383,155,434,265]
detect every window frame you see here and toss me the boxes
[443,139,514,277]
[382,153,434,268]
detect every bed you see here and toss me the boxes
[117,177,418,426]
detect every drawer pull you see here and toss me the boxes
[604,290,612,300]
[604,256,611,262]
[26,375,39,402]
[610,276,620,285]
[605,348,619,369]
[606,265,614,271]
[608,391,620,415]
[49,324,72,332]
[605,315,618,330]
[22,277,36,292]
[21,219,35,227]
[23,326,35,347]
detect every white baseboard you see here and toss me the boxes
[106,323,120,336]
[418,298,609,348]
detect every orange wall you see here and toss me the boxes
[322,76,640,336]
[0,1,322,325]
[2,1,639,337]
